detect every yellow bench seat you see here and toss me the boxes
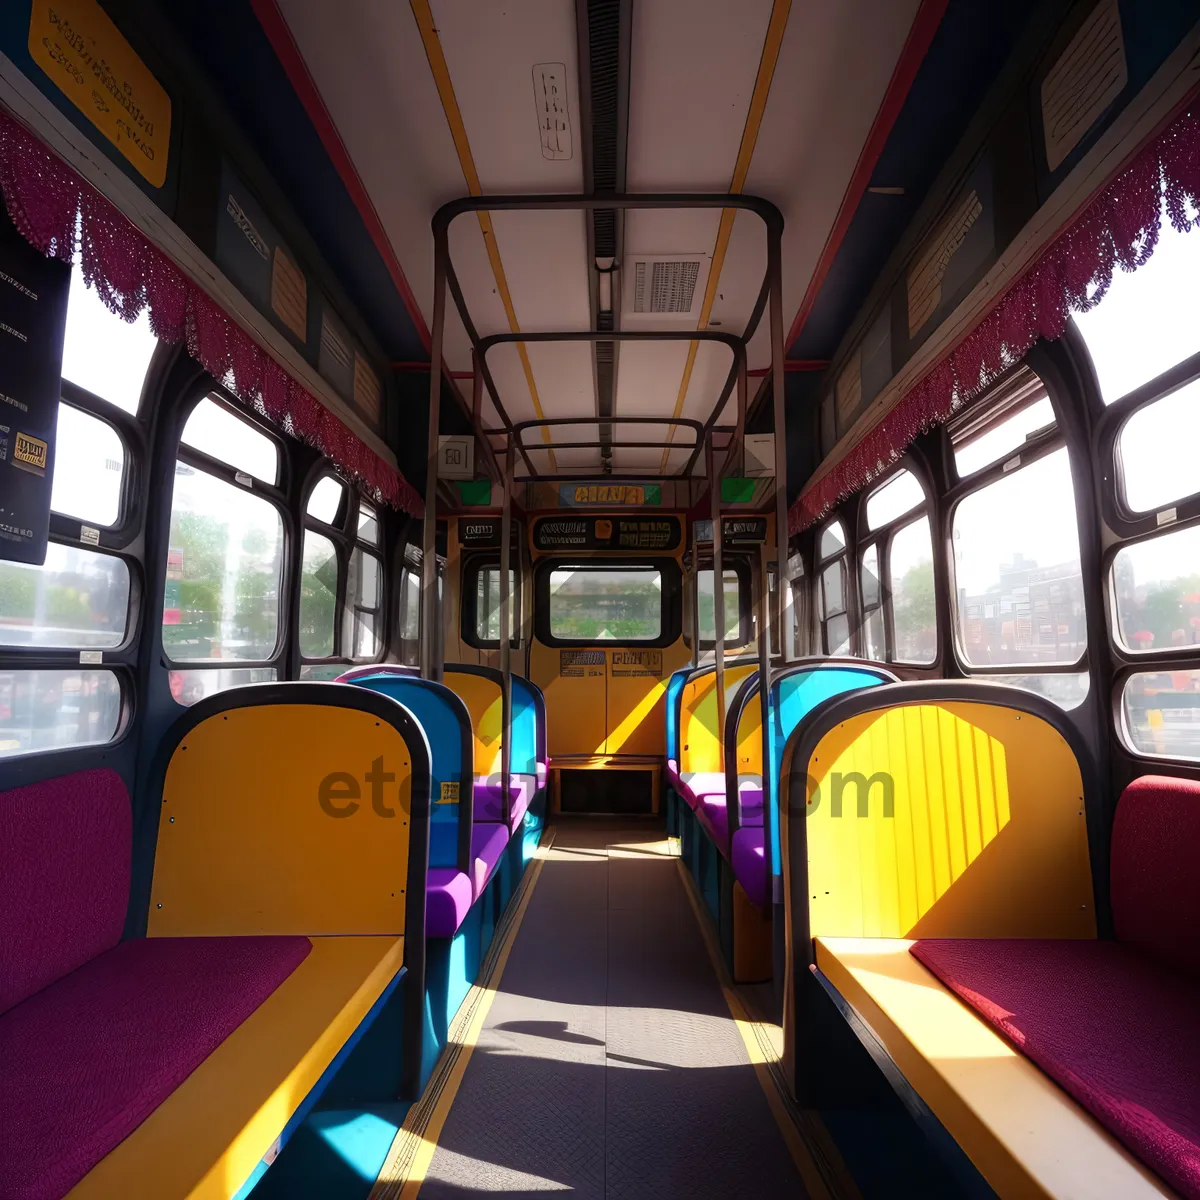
[813,938,1175,1199]
[69,936,404,1200]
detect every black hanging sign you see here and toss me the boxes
[459,518,520,549]
[0,213,69,565]
[722,516,768,545]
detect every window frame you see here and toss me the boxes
[814,519,852,656]
[162,387,292,687]
[691,556,752,651]
[856,464,938,667]
[534,556,682,648]
[461,552,522,651]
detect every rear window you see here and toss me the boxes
[549,565,663,641]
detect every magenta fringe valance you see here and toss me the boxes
[789,101,1200,535]
[0,111,422,516]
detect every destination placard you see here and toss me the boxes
[559,482,661,507]
[533,515,681,552]
[0,211,70,564]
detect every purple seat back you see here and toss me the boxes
[0,769,131,1014]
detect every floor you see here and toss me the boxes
[415,820,814,1199]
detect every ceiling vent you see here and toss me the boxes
[622,254,708,322]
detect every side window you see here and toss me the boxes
[298,475,385,675]
[696,564,749,649]
[859,468,937,665]
[163,395,284,704]
[947,374,1089,709]
[398,559,422,666]
[0,269,154,757]
[816,520,851,655]
[1075,216,1200,761]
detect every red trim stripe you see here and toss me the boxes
[250,0,432,352]
[784,0,949,353]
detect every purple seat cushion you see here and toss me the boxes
[1111,775,1200,978]
[738,785,764,825]
[471,823,510,899]
[911,938,1200,1200]
[473,776,532,830]
[1,769,130,1015]
[679,772,724,809]
[426,869,474,938]
[0,935,311,1200]
[698,795,728,849]
[731,827,767,909]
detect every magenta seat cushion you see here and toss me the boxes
[698,795,728,849]
[0,935,311,1200]
[679,772,723,809]
[473,777,531,829]
[426,869,474,938]
[731,827,767,909]
[1,769,130,1015]
[1111,775,1200,979]
[911,938,1200,1200]
[471,822,510,898]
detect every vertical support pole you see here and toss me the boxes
[690,520,701,670]
[421,239,446,682]
[499,436,514,828]
[755,535,772,891]
[707,434,726,772]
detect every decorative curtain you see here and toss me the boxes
[0,111,422,516]
[789,102,1200,535]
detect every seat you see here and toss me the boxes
[731,827,767,908]
[473,775,534,831]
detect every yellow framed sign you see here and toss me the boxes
[30,0,171,187]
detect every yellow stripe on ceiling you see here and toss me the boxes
[660,0,791,473]
[410,0,557,468]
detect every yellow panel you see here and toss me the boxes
[69,937,403,1200]
[678,663,757,774]
[150,705,412,937]
[733,686,764,777]
[443,669,504,775]
[29,0,171,186]
[805,701,1095,939]
[530,639,608,758]
[605,644,690,756]
[814,939,1172,1200]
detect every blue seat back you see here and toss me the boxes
[664,666,694,767]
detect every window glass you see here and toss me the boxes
[866,470,924,531]
[169,667,278,707]
[0,668,122,757]
[181,397,278,484]
[357,503,379,546]
[1073,211,1200,403]
[953,449,1086,666]
[475,567,516,642]
[819,522,845,558]
[51,405,124,526]
[977,672,1090,711]
[1122,670,1200,760]
[860,544,880,607]
[162,463,283,662]
[549,566,662,640]
[891,516,937,664]
[346,547,382,660]
[299,664,344,682]
[0,544,129,648]
[1111,525,1200,653]
[821,560,845,615]
[61,269,157,414]
[825,613,851,656]
[697,569,743,644]
[953,396,1055,478]
[1118,379,1200,513]
[307,476,345,525]
[401,569,421,641]
[299,532,338,658]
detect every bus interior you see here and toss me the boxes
[1,1,1199,1197]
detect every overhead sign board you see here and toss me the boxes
[694,517,768,546]
[559,483,661,507]
[533,515,681,553]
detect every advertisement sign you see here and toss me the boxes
[559,483,661,506]
[533,515,681,552]
[0,213,69,564]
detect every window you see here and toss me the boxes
[465,563,517,647]
[0,669,123,758]
[860,544,884,658]
[0,544,129,649]
[866,470,924,530]
[400,564,421,644]
[1074,208,1200,403]
[816,520,850,655]
[163,464,283,664]
[952,447,1086,667]
[890,517,936,664]
[1122,669,1200,761]
[307,475,345,525]
[547,564,665,642]
[299,532,338,658]
[950,376,1055,479]
[61,269,157,415]
[357,503,379,546]
[50,405,125,527]
[1111,525,1200,654]
[182,397,278,484]
[169,667,278,704]
[346,546,382,659]
[697,566,748,647]
[1117,377,1200,514]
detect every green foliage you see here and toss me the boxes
[299,570,336,658]
[0,566,36,617]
